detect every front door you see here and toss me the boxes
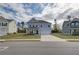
[73,29,77,35]
[36,30,38,34]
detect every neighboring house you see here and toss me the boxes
[17,22,25,30]
[0,16,17,36]
[62,18,79,35]
[26,18,52,35]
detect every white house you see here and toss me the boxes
[62,18,79,35]
[26,18,52,35]
[0,16,17,36]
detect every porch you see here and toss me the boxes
[26,27,39,35]
[70,28,79,35]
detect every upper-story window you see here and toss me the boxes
[67,24,69,26]
[71,23,75,27]
[29,25,31,27]
[0,23,1,26]
[40,25,42,27]
[71,22,79,28]
[48,25,50,27]
[33,25,34,27]
[75,22,79,26]
[36,25,38,27]
[2,22,7,26]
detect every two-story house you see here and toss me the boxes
[62,18,79,35]
[0,16,17,36]
[26,18,52,35]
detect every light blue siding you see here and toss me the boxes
[27,20,51,35]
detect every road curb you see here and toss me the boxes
[0,40,6,42]
[0,39,40,42]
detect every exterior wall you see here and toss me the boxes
[62,28,71,35]
[70,28,79,35]
[0,17,17,36]
[27,22,51,35]
[39,23,51,35]
[0,19,8,36]
[62,20,79,35]
[8,21,17,33]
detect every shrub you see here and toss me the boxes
[7,33,10,35]
[13,32,16,34]
[51,30,61,33]
[18,28,26,33]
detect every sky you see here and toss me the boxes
[0,3,48,22]
[0,3,79,26]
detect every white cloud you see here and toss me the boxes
[0,3,34,22]
[1,3,79,25]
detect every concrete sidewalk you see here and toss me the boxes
[41,35,66,41]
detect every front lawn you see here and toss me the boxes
[53,33,79,42]
[0,33,40,40]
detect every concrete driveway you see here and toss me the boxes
[41,35,66,41]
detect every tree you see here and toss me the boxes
[53,19,59,33]
[21,21,25,29]
[67,15,71,21]
[17,22,21,27]
[54,19,57,31]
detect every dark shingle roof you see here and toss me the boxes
[63,18,79,28]
[27,18,51,24]
[63,21,70,27]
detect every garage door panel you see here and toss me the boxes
[40,30,51,35]
[0,28,7,36]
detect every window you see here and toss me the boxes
[71,23,75,27]
[75,22,79,28]
[0,23,1,26]
[36,25,38,27]
[29,25,31,27]
[76,22,79,26]
[40,25,42,27]
[48,25,50,27]
[33,25,34,27]
[67,24,69,26]
[4,23,7,26]
[2,22,7,26]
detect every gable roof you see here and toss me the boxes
[63,18,79,27]
[0,16,14,22]
[27,18,51,24]
[63,21,70,27]
[63,21,70,24]
[73,18,79,21]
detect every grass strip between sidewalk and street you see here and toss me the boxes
[0,33,40,41]
[53,33,79,42]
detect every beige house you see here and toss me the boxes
[0,16,17,36]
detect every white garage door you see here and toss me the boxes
[0,28,7,36]
[40,29,51,35]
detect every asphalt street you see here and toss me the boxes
[0,41,79,55]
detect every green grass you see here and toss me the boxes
[53,33,79,42]
[53,33,79,39]
[0,33,40,39]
